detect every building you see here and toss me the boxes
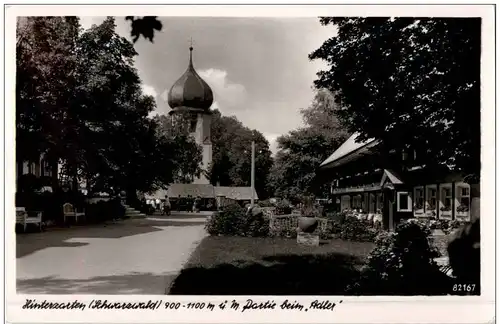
[167,45,213,184]
[319,133,479,230]
[150,45,256,205]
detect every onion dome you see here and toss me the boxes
[167,46,214,113]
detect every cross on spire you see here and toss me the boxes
[189,37,194,51]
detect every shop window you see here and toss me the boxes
[397,191,412,212]
[413,186,425,216]
[455,182,471,221]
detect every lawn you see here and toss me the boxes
[168,236,375,295]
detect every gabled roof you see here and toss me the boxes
[214,186,259,201]
[320,132,379,169]
[380,169,404,187]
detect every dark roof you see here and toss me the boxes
[320,133,380,169]
[167,47,213,112]
[166,183,215,198]
[145,185,258,200]
[214,186,259,201]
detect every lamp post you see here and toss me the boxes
[251,140,255,208]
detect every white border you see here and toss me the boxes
[4,3,496,324]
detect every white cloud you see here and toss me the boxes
[198,68,247,113]
[142,84,158,98]
[263,132,281,156]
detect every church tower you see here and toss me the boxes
[167,46,213,184]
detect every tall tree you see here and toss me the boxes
[209,110,273,199]
[309,18,480,181]
[16,17,80,181]
[269,89,348,201]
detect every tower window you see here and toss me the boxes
[189,114,197,133]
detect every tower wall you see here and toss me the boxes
[192,113,212,184]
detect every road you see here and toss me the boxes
[16,214,208,294]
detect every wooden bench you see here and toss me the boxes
[63,203,85,224]
[16,207,42,232]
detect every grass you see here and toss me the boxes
[168,236,375,295]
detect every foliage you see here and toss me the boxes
[274,199,292,215]
[269,89,348,201]
[348,219,447,295]
[208,110,273,199]
[206,204,270,237]
[338,216,378,242]
[85,199,126,223]
[17,17,200,198]
[206,203,246,236]
[310,18,480,179]
[125,16,163,43]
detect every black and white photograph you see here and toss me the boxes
[9,4,492,306]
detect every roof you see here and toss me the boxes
[214,186,259,201]
[320,132,379,169]
[145,184,258,200]
[167,47,214,111]
[166,183,215,198]
[380,169,404,187]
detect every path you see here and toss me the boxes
[16,213,209,294]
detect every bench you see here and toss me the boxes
[16,207,43,232]
[63,203,85,224]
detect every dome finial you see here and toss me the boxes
[189,37,194,67]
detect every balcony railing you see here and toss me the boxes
[331,183,381,194]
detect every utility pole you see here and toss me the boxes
[250,140,255,208]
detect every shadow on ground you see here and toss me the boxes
[16,219,176,258]
[169,252,364,295]
[17,272,177,295]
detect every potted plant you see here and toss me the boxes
[298,195,319,233]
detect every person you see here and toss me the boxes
[193,196,201,213]
[163,196,171,216]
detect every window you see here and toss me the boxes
[455,182,471,218]
[441,187,452,210]
[376,193,383,213]
[352,195,362,209]
[189,114,198,133]
[425,185,437,217]
[369,193,376,213]
[439,183,453,218]
[397,191,412,212]
[413,186,424,214]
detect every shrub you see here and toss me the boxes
[241,207,270,237]
[206,203,246,236]
[85,198,126,223]
[339,216,378,242]
[348,219,448,295]
[275,199,292,215]
[206,204,271,237]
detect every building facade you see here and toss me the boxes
[167,46,213,184]
[319,133,480,230]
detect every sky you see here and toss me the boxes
[79,17,334,154]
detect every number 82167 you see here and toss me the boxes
[453,284,476,292]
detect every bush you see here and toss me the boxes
[206,204,270,237]
[85,198,126,223]
[339,216,378,242]
[275,199,292,215]
[348,219,448,295]
[206,203,246,236]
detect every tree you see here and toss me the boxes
[16,17,201,198]
[16,16,81,186]
[209,110,273,199]
[269,89,348,201]
[309,18,480,180]
[154,114,203,183]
